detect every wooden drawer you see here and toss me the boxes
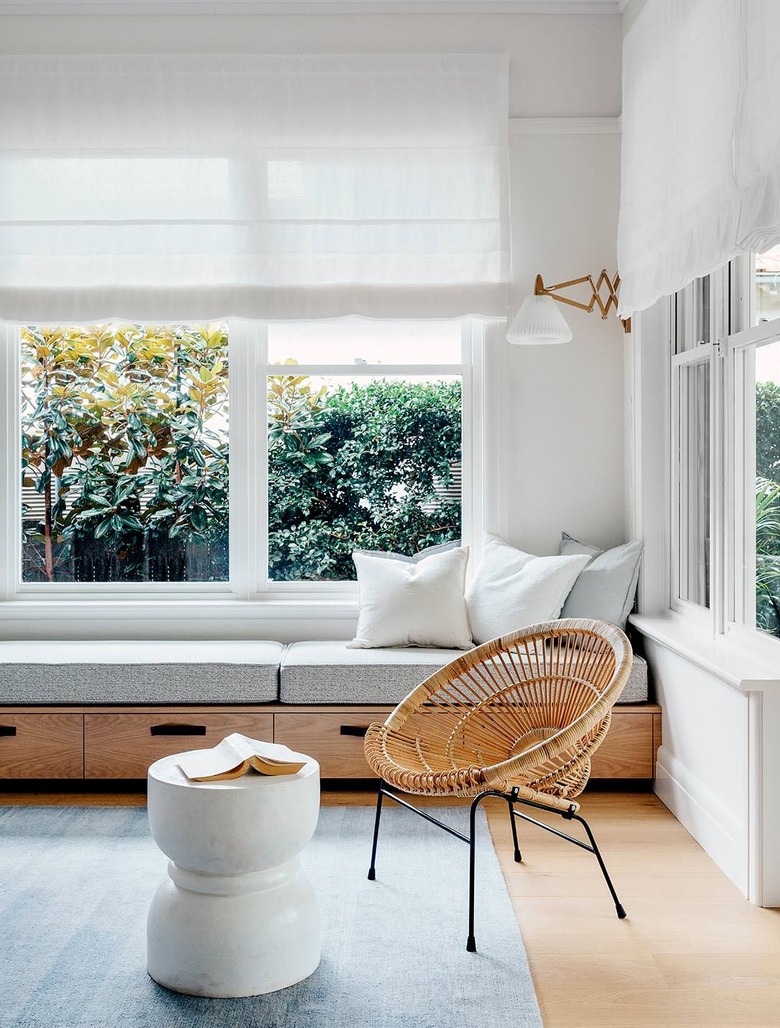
[274,706,660,781]
[274,709,391,778]
[590,709,658,779]
[0,713,83,778]
[84,711,274,779]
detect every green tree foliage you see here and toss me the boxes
[756,477,780,637]
[268,375,462,580]
[756,381,780,484]
[756,382,780,635]
[21,323,229,582]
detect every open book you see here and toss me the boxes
[177,733,309,782]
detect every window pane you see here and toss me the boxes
[755,246,780,326]
[267,320,462,365]
[674,278,710,353]
[20,323,229,583]
[677,362,710,606]
[267,372,461,581]
[753,339,780,636]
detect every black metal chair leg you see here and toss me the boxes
[507,790,522,862]
[367,783,384,881]
[571,812,627,919]
[467,795,479,952]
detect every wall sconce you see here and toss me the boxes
[507,270,630,345]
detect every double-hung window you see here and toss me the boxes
[670,275,721,613]
[726,248,780,639]
[668,250,780,644]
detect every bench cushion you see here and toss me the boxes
[0,641,283,705]
[280,642,466,705]
[280,641,649,706]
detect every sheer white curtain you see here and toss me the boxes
[0,54,509,323]
[618,0,780,317]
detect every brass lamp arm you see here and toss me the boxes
[534,270,624,323]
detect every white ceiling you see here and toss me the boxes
[0,0,625,15]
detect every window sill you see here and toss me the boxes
[0,597,359,623]
[630,612,780,694]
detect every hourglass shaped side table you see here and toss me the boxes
[146,751,321,998]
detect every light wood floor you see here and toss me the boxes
[3,784,779,1028]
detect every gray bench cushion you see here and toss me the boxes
[280,642,466,705]
[0,641,283,705]
[280,642,649,706]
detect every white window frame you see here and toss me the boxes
[656,255,780,654]
[724,316,780,644]
[669,343,716,621]
[668,270,728,624]
[0,318,483,607]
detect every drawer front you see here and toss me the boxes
[0,713,83,779]
[85,712,274,779]
[590,711,655,779]
[274,710,391,778]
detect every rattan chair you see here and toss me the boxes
[363,618,633,951]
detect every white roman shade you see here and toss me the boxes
[0,54,509,324]
[618,0,780,317]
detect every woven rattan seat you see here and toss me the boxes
[363,618,634,950]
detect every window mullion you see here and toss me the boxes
[0,325,19,600]
[229,321,266,599]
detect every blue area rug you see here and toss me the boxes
[0,803,542,1028]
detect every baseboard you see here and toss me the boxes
[655,744,748,894]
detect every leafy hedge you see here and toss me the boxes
[21,326,461,583]
[756,382,780,636]
[268,374,461,580]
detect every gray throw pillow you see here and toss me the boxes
[559,532,643,630]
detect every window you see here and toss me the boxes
[264,322,464,583]
[729,319,780,639]
[4,318,478,598]
[667,257,780,643]
[754,245,780,326]
[672,357,711,608]
[669,275,721,613]
[20,323,229,584]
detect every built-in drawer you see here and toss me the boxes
[274,706,659,781]
[84,711,274,779]
[0,712,84,778]
[590,708,659,779]
[274,709,392,778]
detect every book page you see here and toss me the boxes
[177,734,310,781]
[226,734,309,767]
[177,736,246,781]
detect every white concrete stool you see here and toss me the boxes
[146,750,321,997]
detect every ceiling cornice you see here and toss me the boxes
[0,0,623,15]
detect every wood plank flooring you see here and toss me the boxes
[2,784,779,1027]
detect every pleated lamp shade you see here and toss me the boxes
[506,294,573,345]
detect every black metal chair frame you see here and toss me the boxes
[367,779,627,952]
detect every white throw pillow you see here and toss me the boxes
[349,546,472,649]
[466,537,590,645]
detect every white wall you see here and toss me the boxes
[0,14,622,117]
[0,13,625,638]
[647,640,750,894]
[506,126,625,554]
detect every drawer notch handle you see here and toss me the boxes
[150,723,207,737]
[0,725,17,737]
[340,725,369,738]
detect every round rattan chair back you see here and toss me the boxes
[364,618,633,803]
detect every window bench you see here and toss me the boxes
[0,641,660,782]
